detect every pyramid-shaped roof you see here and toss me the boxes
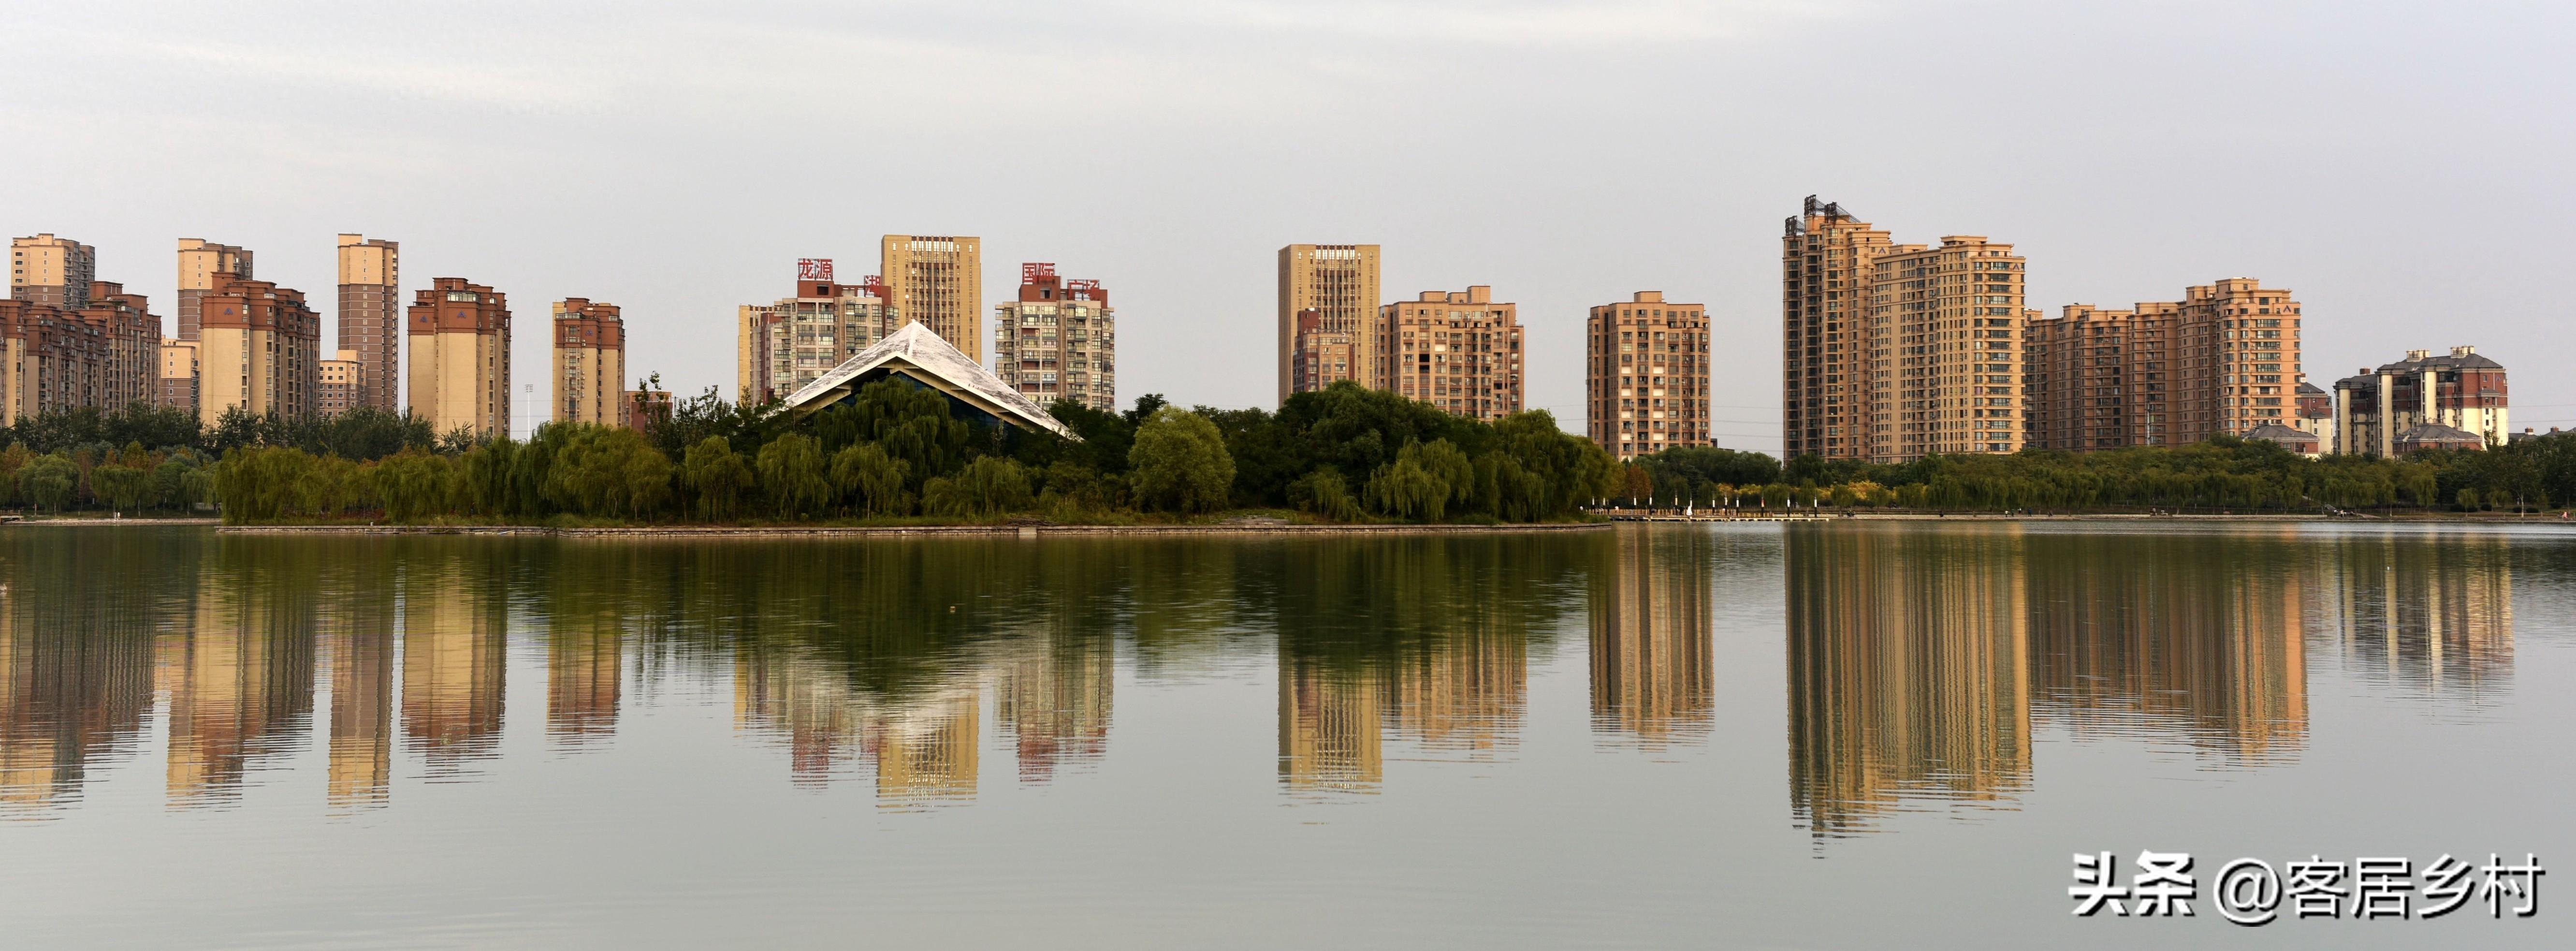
[775,322,1077,439]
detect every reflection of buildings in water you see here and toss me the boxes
[2316,535,2513,701]
[993,635,1112,782]
[401,584,506,773]
[1383,630,1525,760]
[866,693,979,806]
[327,626,395,808]
[547,626,623,744]
[0,612,155,809]
[2026,535,2308,764]
[1590,527,1714,746]
[1785,528,2032,836]
[1278,656,1383,792]
[731,644,981,806]
[163,585,317,805]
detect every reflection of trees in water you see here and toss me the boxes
[1588,527,1716,748]
[2310,532,2515,706]
[1785,526,2034,838]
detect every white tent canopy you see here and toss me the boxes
[773,322,1078,439]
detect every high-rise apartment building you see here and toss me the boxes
[1785,200,2026,460]
[737,260,898,404]
[319,350,361,417]
[1780,200,1892,460]
[1287,308,1358,395]
[552,298,626,426]
[1586,292,1711,460]
[158,339,199,412]
[1874,236,2028,458]
[2332,346,2508,456]
[1383,286,1523,422]
[196,272,321,423]
[79,281,160,409]
[991,263,1116,412]
[175,238,253,342]
[1,301,110,424]
[10,234,97,307]
[1278,244,1381,405]
[336,234,401,411]
[408,278,511,438]
[881,235,981,361]
[2021,279,2304,452]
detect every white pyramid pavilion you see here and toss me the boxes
[774,322,1078,439]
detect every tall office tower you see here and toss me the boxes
[990,263,1116,412]
[1382,286,1523,422]
[737,260,898,404]
[880,235,981,360]
[318,350,361,417]
[1781,199,1893,460]
[196,272,321,424]
[335,234,401,411]
[2022,305,2137,451]
[9,234,97,307]
[175,239,253,342]
[77,281,160,409]
[2170,278,2303,440]
[1288,308,1358,394]
[552,298,626,425]
[158,339,200,412]
[1277,244,1381,405]
[2333,346,2508,456]
[1872,235,2027,458]
[407,278,512,438]
[1587,292,1711,461]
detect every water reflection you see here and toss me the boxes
[0,524,2541,830]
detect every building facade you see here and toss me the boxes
[1278,244,1382,405]
[336,234,401,412]
[736,261,898,404]
[158,339,200,412]
[10,234,97,307]
[990,263,1115,412]
[2332,347,2508,456]
[175,238,253,342]
[2020,279,2305,451]
[552,298,626,426]
[408,278,512,438]
[1873,235,2028,458]
[881,236,981,361]
[625,388,672,434]
[196,272,321,423]
[1,300,111,424]
[79,281,160,409]
[1586,291,1710,460]
[1383,286,1522,422]
[1780,200,1892,461]
[2292,381,2334,450]
[1287,308,1358,395]
[319,350,361,417]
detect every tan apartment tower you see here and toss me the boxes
[159,338,200,412]
[1288,308,1358,395]
[196,272,321,424]
[1872,236,2028,458]
[881,236,981,361]
[1781,199,1893,460]
[737,260,898,404]
[2020,280,2300,451]
[1278,244,1381,405]
[81,281,160,409]
[408,278,511,439]
[175,239,253,342]
[552,298,627,426]
[10,234,98,307]
[992,263,1117,412]
[336,234,401,411]
[319,350,361,417]
[2022,305,2137,451]
[1383,286,1523,422]
[2172,279,2303,440]
[1587,292,1711,461]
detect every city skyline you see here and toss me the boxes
[8,3,2569,450]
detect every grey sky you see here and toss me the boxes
[7,1,2571,450]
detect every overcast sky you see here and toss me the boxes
[8,0,2571,450]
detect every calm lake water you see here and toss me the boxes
[1,522,2569,949]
